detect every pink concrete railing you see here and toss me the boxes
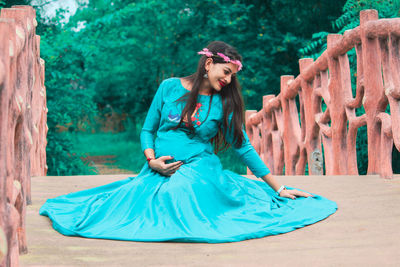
[245,9,400,179]
[0,5,47,266]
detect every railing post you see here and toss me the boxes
[359,9,390,176]
[0,5,46,265]
[281,75,301,175]
[0,15,12,266]
[261,95,275,173]
[262,95,284,174]
[245,110,258,175]
[326,34,349,175]
[298,58,323,175]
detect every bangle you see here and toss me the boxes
[276,185,286,195]
[146,157,154,164]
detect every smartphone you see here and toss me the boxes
[165,157,177,164]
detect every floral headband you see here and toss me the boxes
[197,48,242,71]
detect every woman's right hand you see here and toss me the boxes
[148,156,183,177]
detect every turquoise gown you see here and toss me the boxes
[39,77,337,243]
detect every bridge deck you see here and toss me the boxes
[20,174,400,266]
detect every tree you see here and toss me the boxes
[34,1,98,175]
[22,0,348,175]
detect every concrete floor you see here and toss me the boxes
[20,174,400,267]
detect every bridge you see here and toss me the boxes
[0,6,400,266]
[20,174,400,266]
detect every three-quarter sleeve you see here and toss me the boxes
[221,112,271,178]
[140,81,166,152]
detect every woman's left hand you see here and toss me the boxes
[279,189,314,200]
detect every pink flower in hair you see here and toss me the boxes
[217,52,231,63]
[231,60,242,71]
[197,47,243,71]
[197,48,213,57]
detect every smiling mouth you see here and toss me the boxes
[218,80,226,87]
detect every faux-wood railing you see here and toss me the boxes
[245,9,400,179]
[0,5,47,266]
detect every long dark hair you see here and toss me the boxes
[172,41,245,154]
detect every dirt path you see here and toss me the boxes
[84,155,134,175]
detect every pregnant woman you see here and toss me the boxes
[40,41,337,243]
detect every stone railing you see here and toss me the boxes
[0,5,47,266]
[245,9,400,179]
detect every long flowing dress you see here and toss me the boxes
[39,77,337,243]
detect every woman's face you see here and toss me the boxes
[205,58,239,92]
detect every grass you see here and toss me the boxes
[67,131,247,175]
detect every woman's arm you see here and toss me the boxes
[222,114,313,199]
[140,80,183,176]
[144,148,155,159]
[140,82,165,153]
[260,173,313,199]
[221,113,271,178]
[260,173,281,192]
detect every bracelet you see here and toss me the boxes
[146,157,154,164]
[276,185,286,195]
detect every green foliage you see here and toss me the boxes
[67,130,145,173]
[32,0,346,175]
[26,0,399,176]
[0,0,30,8]
[46,132,96,175]
[333,0,400,32]
[35,4,99,175]
[63,0,346,118]
[298,32,329,60]
[300,0,400,59]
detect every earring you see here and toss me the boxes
[203,72,208,79]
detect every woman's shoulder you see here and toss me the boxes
[156,77,185,101]
[159,77,181,88]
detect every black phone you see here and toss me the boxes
[165,158,177,164]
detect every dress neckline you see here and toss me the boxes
[177,78,214,97]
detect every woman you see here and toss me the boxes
[40,41,337,243]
